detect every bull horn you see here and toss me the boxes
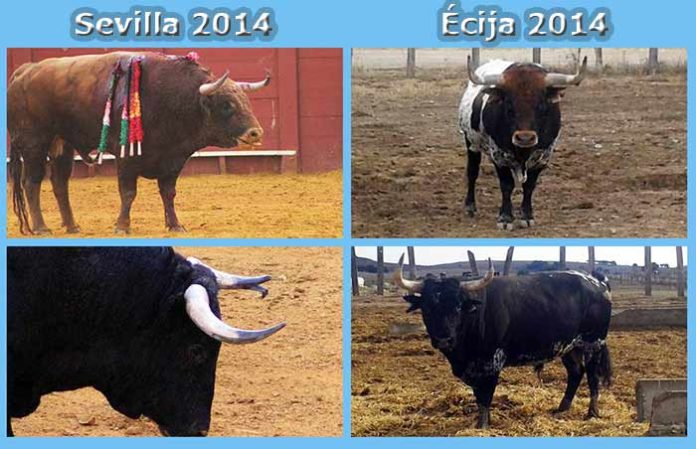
[461,258,495,292]
[236,71,271,91]
[199,70,229,96]
[467,56,504,86]
[545,56,588,87]
[184,284,285,344]
[188,257,271,298]
[393,253,423,293]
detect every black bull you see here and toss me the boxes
[7,247,285,436]
[394,256,612,429]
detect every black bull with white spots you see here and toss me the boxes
[459,56,588,230]
[7,247,285,436]
[394,254,612,429]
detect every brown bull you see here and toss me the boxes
[8,51,270,234]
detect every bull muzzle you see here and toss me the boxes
[239,127,264,147]
[512,130,538,148]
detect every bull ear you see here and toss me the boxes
[403,294,421,313]
[547,87,566,104]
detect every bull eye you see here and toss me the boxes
[220,102,236,117]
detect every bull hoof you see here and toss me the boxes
[114,227,131,235]
[66,225,81,234]
[496,221,514,231]
[168,225,187,233]
[465,203,477,217]
[34,227,52,235]
[584,411,601,420]
[554,399,572,414]
[518,219,535,228]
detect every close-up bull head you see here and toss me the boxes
[467,56,587,151]
[198,70,271,149]
[394,254,494,352]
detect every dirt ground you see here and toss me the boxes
[351,295,686,436]
[11,247,343,437]
[352,69,686,237]
[7,172,343,238]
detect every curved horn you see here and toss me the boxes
[545,56,588,87]
[184,284,285,344]
[393,253,423,293]
[199,70,230,96]
[236,71,271,92]
[467,56,504,86]
[460,258,495,292]
[187,257,271,298]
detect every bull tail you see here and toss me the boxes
[596,344,613,388]
[9,142,31,234]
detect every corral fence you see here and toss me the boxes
[7,48,343,177]
[352,48,686,76]
[353,246,686,300]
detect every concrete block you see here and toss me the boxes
[648,390,687,436]
[635,378,686,422]
[611,307,686,330]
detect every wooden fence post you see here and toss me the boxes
[648,48,659,74]
[467,250,479,276]
[351,247,360,296]
[532,48,541,64]
[503,246,514,276]
[645,246,652,297]
[406,49,416,78]
[407,246,417,279]
[588,246,595,272]
[559,246,566,270]
[594,48,603,68]
[470,48,480,70]
[377,247,384,295]
[676,246,685,298]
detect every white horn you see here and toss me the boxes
[184,284,285,344]
[461,258,495,292]
[236,72,271,92]
[188,257,271,297]
[199,70,229,96]
[393,253,423,293]
[467,56,504,86]
[545,56,588,87]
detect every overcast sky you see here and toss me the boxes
[354,246,687,267]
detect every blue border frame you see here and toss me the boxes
[1,0,694,445]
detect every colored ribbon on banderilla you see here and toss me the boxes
[97,56,145,164]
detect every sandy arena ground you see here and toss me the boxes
[351,295,686,436]
[7,172,342,238]
[11,247,343,436]
[352,67,686,238]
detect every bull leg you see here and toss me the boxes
[520,167,543,228]
[7,418,13,437]
[158,176,186,232]
[584,350,602,419]
[22,154,51,234]
[494,165,515,231]
[49,144,80,233]
[465,148,481,217]
[472,376,499,429]
[556,348,585,413]
[115,174,138,234]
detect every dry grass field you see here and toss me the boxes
[351,295,686,436]
[352,60,686,237]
